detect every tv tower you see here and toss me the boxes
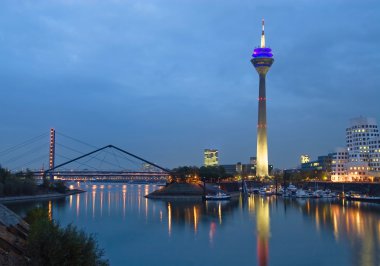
[251,19,274,178]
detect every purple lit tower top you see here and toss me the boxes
[252,47,273,59]
[251,19,274,69]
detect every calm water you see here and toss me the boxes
[6,183,380,266]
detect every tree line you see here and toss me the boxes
[0,165,68,197]
[0,166,38,196]
[171,165,233,182]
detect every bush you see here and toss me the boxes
[22,178,38,195]
[54,181,67,194]
[26,208,109,266]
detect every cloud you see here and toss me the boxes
[0,0,379,168]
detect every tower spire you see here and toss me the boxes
[260,19,265,48]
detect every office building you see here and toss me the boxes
[345,117,380,181]
[330,148,348,182]
[204,149,219,167]
[300,155,310,164]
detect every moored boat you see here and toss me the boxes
[204,192,231,201]
[345,191,380,203]
[259,186,275,196]
[295,189,308,198]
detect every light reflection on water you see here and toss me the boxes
[5,183,380,266]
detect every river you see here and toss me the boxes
[5,183,380,266]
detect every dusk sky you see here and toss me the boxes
[1,0,380,170]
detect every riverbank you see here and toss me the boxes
[0,204,29,265]
[0,189,85,203]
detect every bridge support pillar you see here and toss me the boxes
[49,128,55,182]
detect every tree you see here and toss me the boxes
[199,166,231,182]
[172,166,199,182]
[26,208,109,266]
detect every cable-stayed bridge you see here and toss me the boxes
[0,129,170,182]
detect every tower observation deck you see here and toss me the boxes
[251,19,274,178]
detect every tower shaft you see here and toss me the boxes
[256,74,268,177]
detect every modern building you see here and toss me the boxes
[300,155,310,164]
[142,163,156,172]
[204,149,219,167]
[251,19,274,178]
[301,154,333,172]
[220,164,237,175]
[345,117,380,181]
[330,148,348,182]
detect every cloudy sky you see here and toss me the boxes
[0,0,379,170]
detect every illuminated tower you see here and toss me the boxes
[251,19,274,178]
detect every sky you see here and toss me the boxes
[0,0,380,170]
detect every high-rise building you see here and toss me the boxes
[345,117,380,181]
[204,149,219,167]
[330,148,348,182]
[301,154,333,173]
[251,19,274,178]
[300,155,310,164]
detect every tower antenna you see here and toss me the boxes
[261,19,265,48]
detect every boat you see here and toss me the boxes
[259,186,275,196]
[282,184,298,197]
[287,184,298,192]
[345,191,380,203]
[250,188,260,194]
[282,191,292,197]
[204,192,231,201]
[295,189,309,198]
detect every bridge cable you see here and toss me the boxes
[55,154,99,171]
[55,143,124,170]
[2,142,49,165]
[111,149,122,169]
[11,154,47,172]
[57,131,137,162]
[0,132,48,157]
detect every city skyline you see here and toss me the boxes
[1,1,380,169]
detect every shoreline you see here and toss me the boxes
[0,189,85,203]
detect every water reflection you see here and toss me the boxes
[256,197,270,266]
[48,200,52,221]
[3,184,380,266]
[288,199,380,266]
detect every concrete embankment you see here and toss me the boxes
[0,189,85,203]
[0,204,29,265]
